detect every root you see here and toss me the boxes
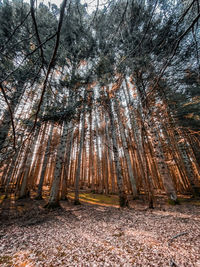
[168,198,180,205]
[74,199,81,205]
[119,195,129,208]
[44,201,61,209]
[34,195,43,200]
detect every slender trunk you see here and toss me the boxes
[0,84,25,151]
[105,117,115,194]
[36,123,54,199]
[106,97,127,207]
[46,121,69,208]
[19,127,40,198]
[114,100,138,198]
[134,75,178,203]
[178,136,200,196]
[74,110,86,205]
[148,120,178,203]
[94,108,102,193]
[61,124,74,200]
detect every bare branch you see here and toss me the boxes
[30,0,46,64]
[177,0,196,25]
[31,0,68,131]
[0,11,31,52]
[0,83,16,150]
[168,232,188,245]
[145,11,200,101]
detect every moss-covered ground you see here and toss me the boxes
[68,192,119,206]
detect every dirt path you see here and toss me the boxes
[0,200,200,266]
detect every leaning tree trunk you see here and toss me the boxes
[4,148,21,196]
[177,135,200,197]
[122,81,146,191]
[19,126,41,198]
[114,99,138,198]
[36,123,54,199]
[147,117,178,203]
[134,76,178,204]
[28,123,48,191]
[0,83,25,152]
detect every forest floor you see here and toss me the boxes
[0,193,200,267]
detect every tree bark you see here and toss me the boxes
[74,109,86,205]
[106,98,127,207]
[45,121,69,208]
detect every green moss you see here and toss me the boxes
[0,195,5,199]
[0,255,13,265]
[192,187,200,198]
[74,199,81,205]
[0,194,6,204]
[44,201,61,209]
[168,198,180,205]
[34,194,44,200]
[68,192,119,206]
[192,201,200,206]
[178,197,200,206]
[119,195,128,207]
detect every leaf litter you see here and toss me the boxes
[0,200,199,267]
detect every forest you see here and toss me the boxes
[0,0,200,266]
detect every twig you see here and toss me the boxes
[27,32,57,58]
[143,11,200,103]
[0,11,31,51]
[90,0,99,26]
[170,259,178,267]
[117,0,158,66]
[177,0,196,25]
[30,0,45,64]
[168,232,188,245]
[113,0,129,37]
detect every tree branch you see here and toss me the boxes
[145,11,200,101]
[31,0,68,131]
[30,0,46,64]
[0,83,16,150]
[0,11,31,52]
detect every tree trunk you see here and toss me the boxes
[106,98,127,207]
[36,123,54,199]
[114,99,138,198]
[45,121,69,208]
[61,122,74,200]
[19,126,41,198]
[74,109,86,205]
